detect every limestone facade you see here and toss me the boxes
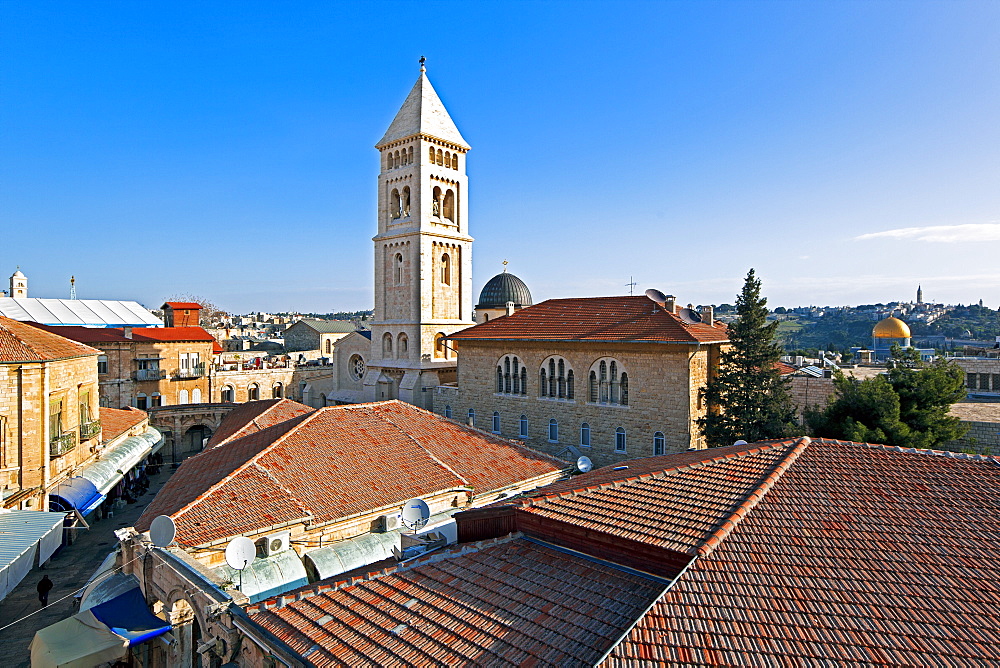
[433,340,721,468]
[953,357,1000,397]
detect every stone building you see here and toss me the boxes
[435,294,729,467]
[474,267,532,323]
[363,64,475,409]
[283,318,357,353]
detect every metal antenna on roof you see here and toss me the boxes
[400,498,430,535]
[626,277,638,295]
[69,276,77,300]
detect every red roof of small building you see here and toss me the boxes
[0,316,101,362]
[100,407,148,443]
[25,322,217,344]
[775,361,797,375]
[161,302,203,310]
[135,401,567,545]
[205,399,315,448]
[448,296,728,344]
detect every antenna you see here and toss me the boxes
[69,276,77,300]
[149,515,176,547]
[225,536,256,591]
[576,456,593,473]
[677,307,703,325]
[644,288,667,308]
[626,277,638,295]
[399,498,430,534]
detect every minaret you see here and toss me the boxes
[365,60,474,408]
[10,268,27,298]
[916,285,923,304]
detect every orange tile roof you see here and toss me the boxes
[135,401,566,546]
[99,407,148,443]
[0,316,101,362]
[25,322,217,344]
[205,399,315,448]
[775,361,797,375]
[162,302,202,310]
[246,535,666,666]
[448,296,729,344]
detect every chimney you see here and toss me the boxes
[505,301,515,317]
[664,295,676,314]
[700,305,714,326]
[123,327,133,339]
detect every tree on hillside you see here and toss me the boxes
[699,269,800,447]
[805,346,968,448]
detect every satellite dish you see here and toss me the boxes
[733,440,748,447]
[677,307,703,324]
[225,536,256,571]
[400,498,430,532]
[576,456,593,473]
[644,288,667,307]
[149,515,176,547]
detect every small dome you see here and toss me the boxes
[873,316,910,339]
[476,272,532,310]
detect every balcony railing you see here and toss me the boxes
[176,364,206,379]
[135,369,167,381]
[79,420,101,441]
[50,431,77,458]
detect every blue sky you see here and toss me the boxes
[3,1,999,313]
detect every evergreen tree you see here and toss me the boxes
[699,269,800,446]
[804,372,912,446]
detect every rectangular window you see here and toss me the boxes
[980,374,991,391]
[136,395,148,410]
[179,353,190,370]
[49,398,64,438]
[150,394,162,408]
[97,355,108,375]
[492,413,501,434]
[548,420,559,443]
[580,423,590,447]
[519,415,528,438]
[967,374,977,389]
[993,374,1000,392]
[79,390,91,423]
[615,428,627,453]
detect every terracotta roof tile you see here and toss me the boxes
[25,322,217,344]
[99,407,147,443]
[205,399,315,448]
[162,302,202,310]
[247,535,666,666]
[0,315,101,362]
[447,296,728,344]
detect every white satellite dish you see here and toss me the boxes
[400,498,430,533]
[644,288,667,307]
[149,515,176,547]
[733,439,748,447]
[225,536,256,571]
[677,307,703,325]
[576,456,593,473]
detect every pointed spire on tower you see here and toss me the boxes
[377,65,469,149]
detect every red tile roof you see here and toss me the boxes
[25,322,217,344]
[100,407,148,443]
[775,360,797,375]
[162,302,202,310]
[205,399,315,448]
[0,316,101,362]
[135,401,566,546]
[246,534,666,666]
[447,296,729,344]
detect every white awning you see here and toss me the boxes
[30,609,128,668]
[77,427,161,494]
[0,510,65,601]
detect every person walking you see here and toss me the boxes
[37,575,53,607]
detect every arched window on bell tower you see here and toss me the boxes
[394,253,404,285]
[432,186,442,217]
[401,186,410,217]
[443,189,455,222]
[390,189,401,220]
[441,253,451,285]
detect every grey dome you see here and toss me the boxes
[476,272,532,310]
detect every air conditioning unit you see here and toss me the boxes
[261,531,291,556]
[378,512,401,533]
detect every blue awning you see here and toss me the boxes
[50,477,106,516]
[88,587,171,645]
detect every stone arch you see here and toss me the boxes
[434,332,448,360]
[390,188,401,219]
[397,333,408,359]
[443,189,455,222]
[382,332,393,358]
[271,382,283,398]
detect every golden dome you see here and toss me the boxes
[873,316,910,339]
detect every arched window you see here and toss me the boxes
[512,357,520,394]
[621,373,629,406]
[435,333,448,359]
[567,370,575,400]
[540,357,573,400]
[548,419,558,443]
[221,386,234,403]
[590,358,629,406]
[496,365,503,393]
[248,383,260,401]
[557,359,565,398]
[192,388,202,403]
[504,356,511,393]
[432,186,442,217]
[519,414,528,438]
[653,431,665,456]
[272,383,283,399]
[429,146,435,163]
[436,148,444,165]
[599,361,608,402]
[615,427,627,453]
[520,368,527,395]
[150,392,162,407]
[492,411,501,433]
[408,146,414,164]
[390,188,401,219]
[539,369,547,397]
[445,404,452,419]
[548,359,556,397]
[394,253,403,285]
[397,333,408,357]
[609,361,619,403]
[468,408,476,427]
[445,151,451,166]
[443,189,455,221]
[451,153,459,169]
[325,339,332,354]
[382,332,393,357]
[401,186,411,216]
[580,423,591,447]
[441,253,451,285]
[178,389,189,404]
[589,371,598,402]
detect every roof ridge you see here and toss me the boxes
[522,442,794,508]
[695,436,811,557]
[844,439,1000,465]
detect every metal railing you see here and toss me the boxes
[176,364,206,379]
[135,369,167,381]
[50,431,77,457]
[79,420,102,441]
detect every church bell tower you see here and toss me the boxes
[364,61,474,408]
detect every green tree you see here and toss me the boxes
[805,373,911,446]
[699,269,800,446]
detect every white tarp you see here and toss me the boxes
[0,297,162,327]
[0,511,65,601]
[77,427,161,494]
[29,609,127,668]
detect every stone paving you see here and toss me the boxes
[0,466,176,667]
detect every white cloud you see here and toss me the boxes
[855,223,1000,243]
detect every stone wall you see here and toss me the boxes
[941,420,1000,455]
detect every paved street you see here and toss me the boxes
[0,466,176,667]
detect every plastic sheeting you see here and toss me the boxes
[80,572,140,612]
[30,609,128,668]
[0,510,65,601]
[0,297,162,327]
[213,548,309,604]
[77,427,161,494]
[50,477,106,516]
[89,586,171,644]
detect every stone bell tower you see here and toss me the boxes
[364,61,475,408]
[10,268,28,298]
